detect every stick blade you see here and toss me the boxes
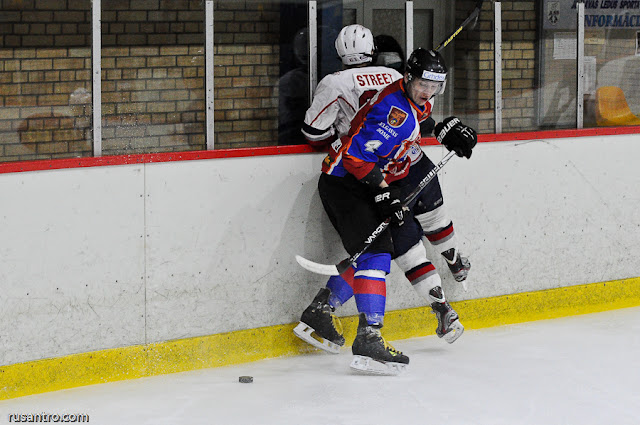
[295,255,340,276]
[461,279,468,292]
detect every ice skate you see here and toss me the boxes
[293,288,345,354]
[350,313,409,375]
[442,248,470,282]
[428,286,464,344]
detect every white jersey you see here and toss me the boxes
[302,66,403,146]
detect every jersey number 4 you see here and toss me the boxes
[364,140,382,153]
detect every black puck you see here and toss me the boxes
[239,376,253,383]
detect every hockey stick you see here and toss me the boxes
[434,0,485,53]
[295,150,456,276]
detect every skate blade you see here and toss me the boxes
[443,320,464,344]
[349,355,408,376]
[293,322,342,354]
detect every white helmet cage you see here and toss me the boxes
[335,24,375,66]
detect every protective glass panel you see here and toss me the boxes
[276,4,310,146]
[499,1,537,132]
[535,1,640,130]
[371,9,433,56]
[451,0,495,133]
[538,30,578,129]
[372,10,407,54]
[0,1,92,163]
[343,8,357,27]
[317,3,342,85]
[587,28,640,127]
[101,0,205,155]
[4,0,638,162]
[414,10,434,53]
[213,1,283,148]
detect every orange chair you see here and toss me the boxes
[595,86,640,126]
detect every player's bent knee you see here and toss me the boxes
[415,204,450,233]
[355,252,392,275]
[394,241,429,272]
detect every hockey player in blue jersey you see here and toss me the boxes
[296,44,476,373]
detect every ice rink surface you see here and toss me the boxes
[2,307,639,425]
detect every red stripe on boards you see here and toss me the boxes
[1,125,638,175]
[0,145,316,175]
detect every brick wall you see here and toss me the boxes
[0,0,208,161]
[212,0,280,149]
[0,0,284,161]
[99,0,207,155]
[0,0,91,48]
[0,47,92,160]
[102,0,204,46]
[500,1,537,132]
[100,45,205,155]
[0,0,92,161]
[453,0,538,133]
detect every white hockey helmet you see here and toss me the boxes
[335,24,375,66]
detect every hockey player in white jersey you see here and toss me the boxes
[294,25,474,373]
[301,25,403,148]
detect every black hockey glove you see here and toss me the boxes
[373,186,406,225]
[435,116,478,159]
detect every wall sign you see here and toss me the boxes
[544,0,640,30]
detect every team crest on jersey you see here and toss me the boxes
[387,106,408,128]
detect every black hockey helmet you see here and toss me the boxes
[373,34,405,73]
[406,48,447,95]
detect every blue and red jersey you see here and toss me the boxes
[321,79,432,184]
